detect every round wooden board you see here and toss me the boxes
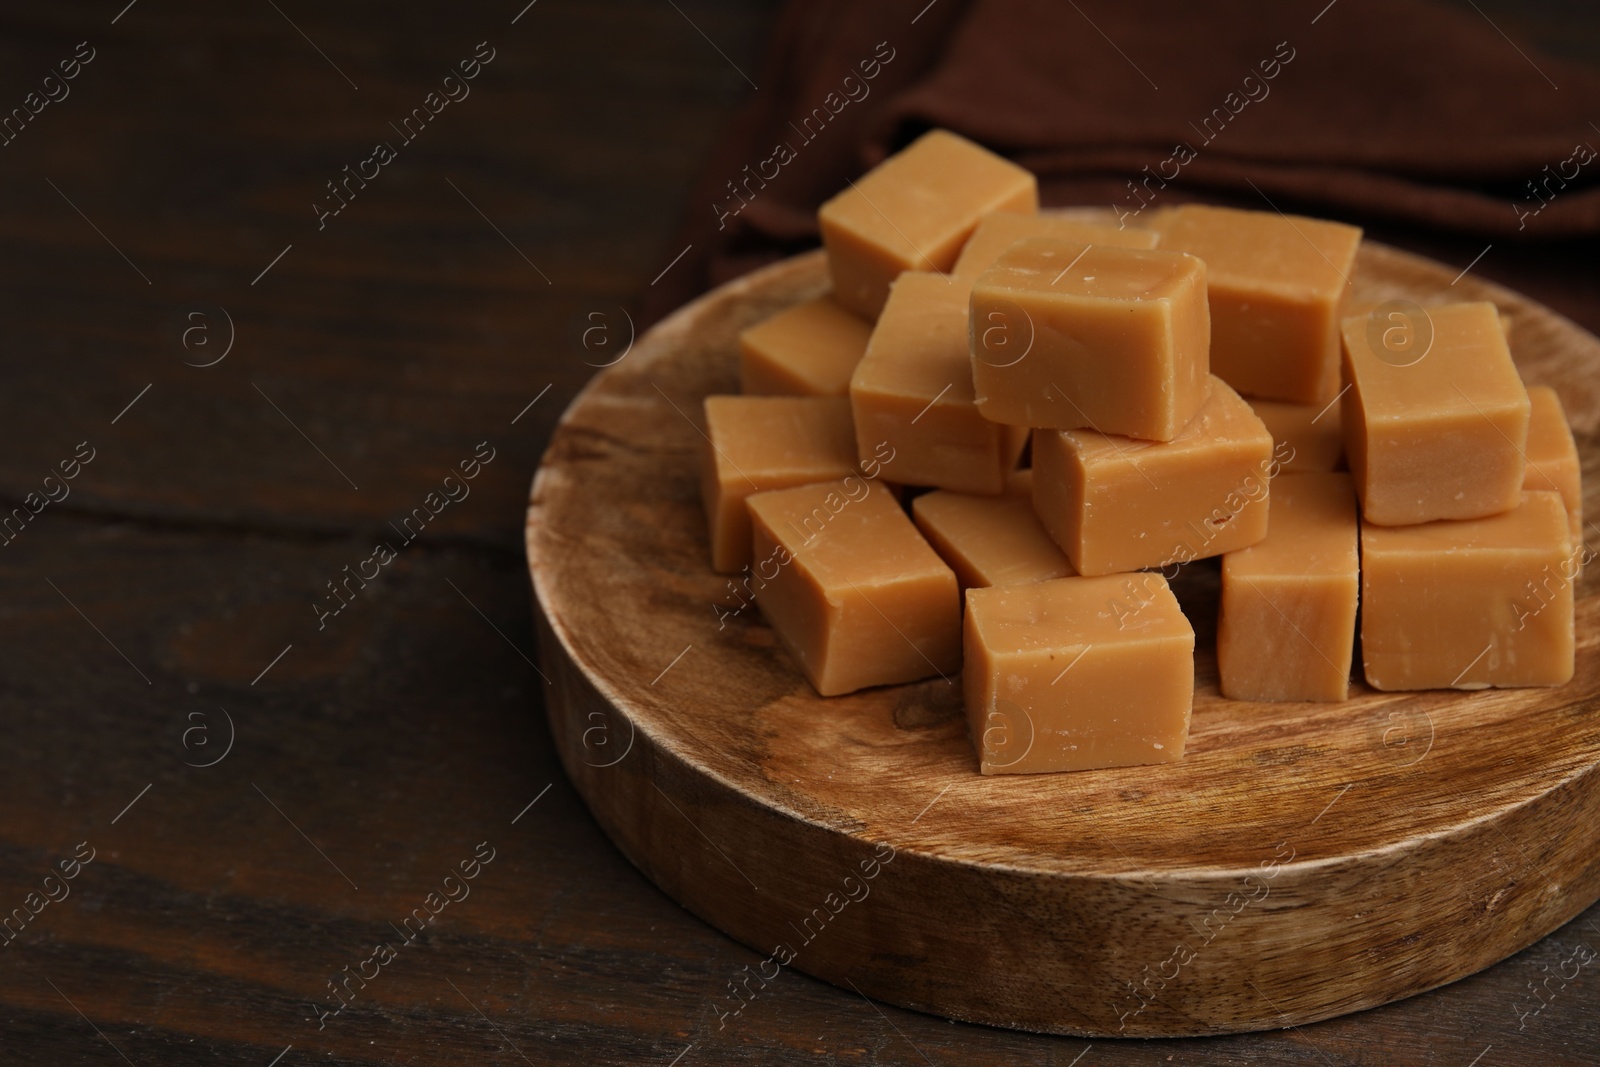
[525,232,1600,1038]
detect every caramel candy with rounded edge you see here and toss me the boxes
[739,295,872,397]
[912,490,1074,591]
[851,272,1028,494]
[819,129,1037,320]
[964,575,1194,775]
[1247,399,1343,472]
[748,478,960,696]
[1149,203,1361,403]
[952,213,1157,277]
[1341,301,1529,525]
[970,239,1210,441]
[1523,385,1583,547]
[1345,299,1513,348]
[699,395,858,573]
[1032,376,1276,576]
[1361,491,1574,690]
[1218,473,1359,702]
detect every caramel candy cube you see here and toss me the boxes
[912,490,1074,590]
[964,575,1194,774]
[1150,203,1361,403]
[1361,491,1574,690]
[952,213,1157,277]
[820,129,1038,319]
[1247,399,1343,472]
[699,395,857,573]
[739,295,872,397]
[747,479,960,696]
[1032,376,1275,576]
[1523,386,1583,547]
[1341,301,1530,525]
[1351,299,1516,349]
[1218,473,1359,702]
[970,239,1210,441]
[850,272,1028,494]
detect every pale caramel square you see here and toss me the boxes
[965,575,1194,774]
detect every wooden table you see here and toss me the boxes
[1,2,1596,1064]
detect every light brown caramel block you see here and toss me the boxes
[819,130,1037,320]
[1343,297,1516,353]
[1150,203,1361,404]
[699,395,857,573]
[1218,473,1359,702]
[850,272,1028,494]
[1247,398,1343,472]
[738,295,872,397]
[964,575,1194,774]
[1361,491,1575,690]
[952,213,1158,277]
[1524,385,1583,546]
[1341,301,1530,525]
[911,490,1074,590]
[1342,298,1451,375]
[747,479,960,696]
[970,239,1210,441]
[1032,376,1277,576]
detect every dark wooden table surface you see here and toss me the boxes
[2,2,1598,1064]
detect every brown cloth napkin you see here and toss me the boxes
[642,0,1600,325]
